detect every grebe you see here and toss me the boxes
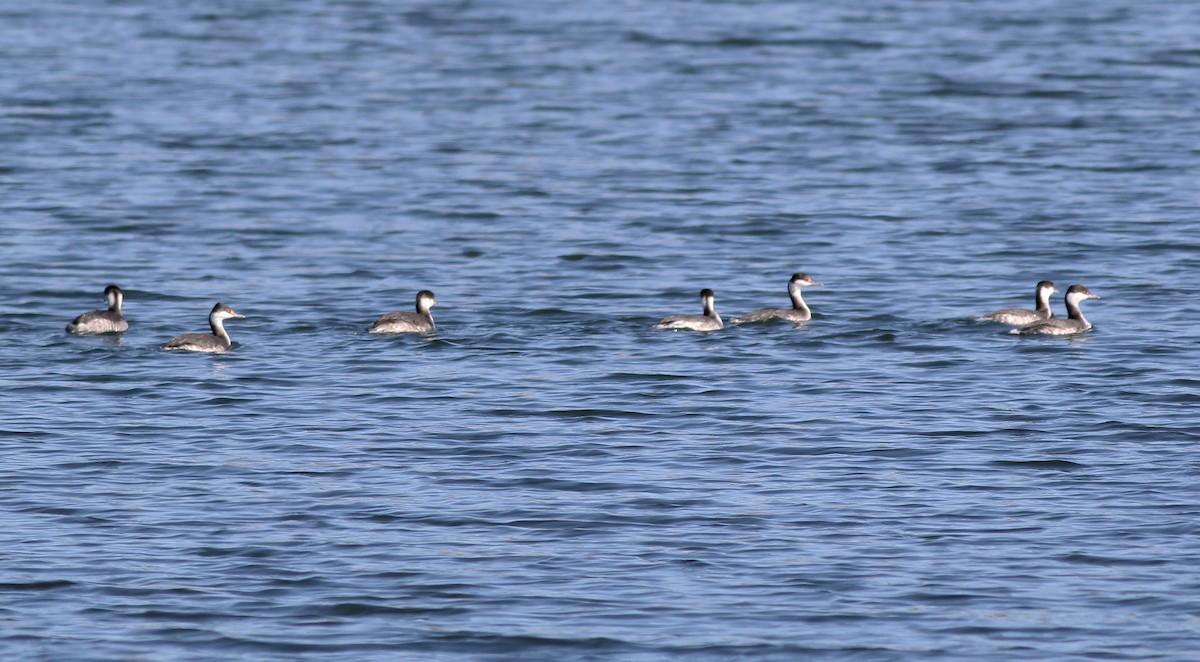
[66,285,128,335]
[653,289,722,331]
[1012,285,1099,336]
[368,290,437,334]
[732,273,820,324]
[978,280,1056,325]
[162,303,245,352]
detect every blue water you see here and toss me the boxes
[3,1,1200,659]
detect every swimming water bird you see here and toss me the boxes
[731,273,820,324]
[1012,285,1099,336]
[368,290,437,334]
[978,280,1057,325]
[162,303,245,352]
[66,285,129,335]
[653,288,723,331]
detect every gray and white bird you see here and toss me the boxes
[732,273,820,324]
[162,303,245,352]
[978,280,1057,325]
[368,290,438,334]
[1012,285,1099,336]
[66,285,129,335]
[653,289,723,332]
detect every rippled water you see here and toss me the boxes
[3,1,1200,659]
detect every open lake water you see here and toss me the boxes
[2,1,1199,659]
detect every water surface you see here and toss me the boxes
[3,1,1200,659]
